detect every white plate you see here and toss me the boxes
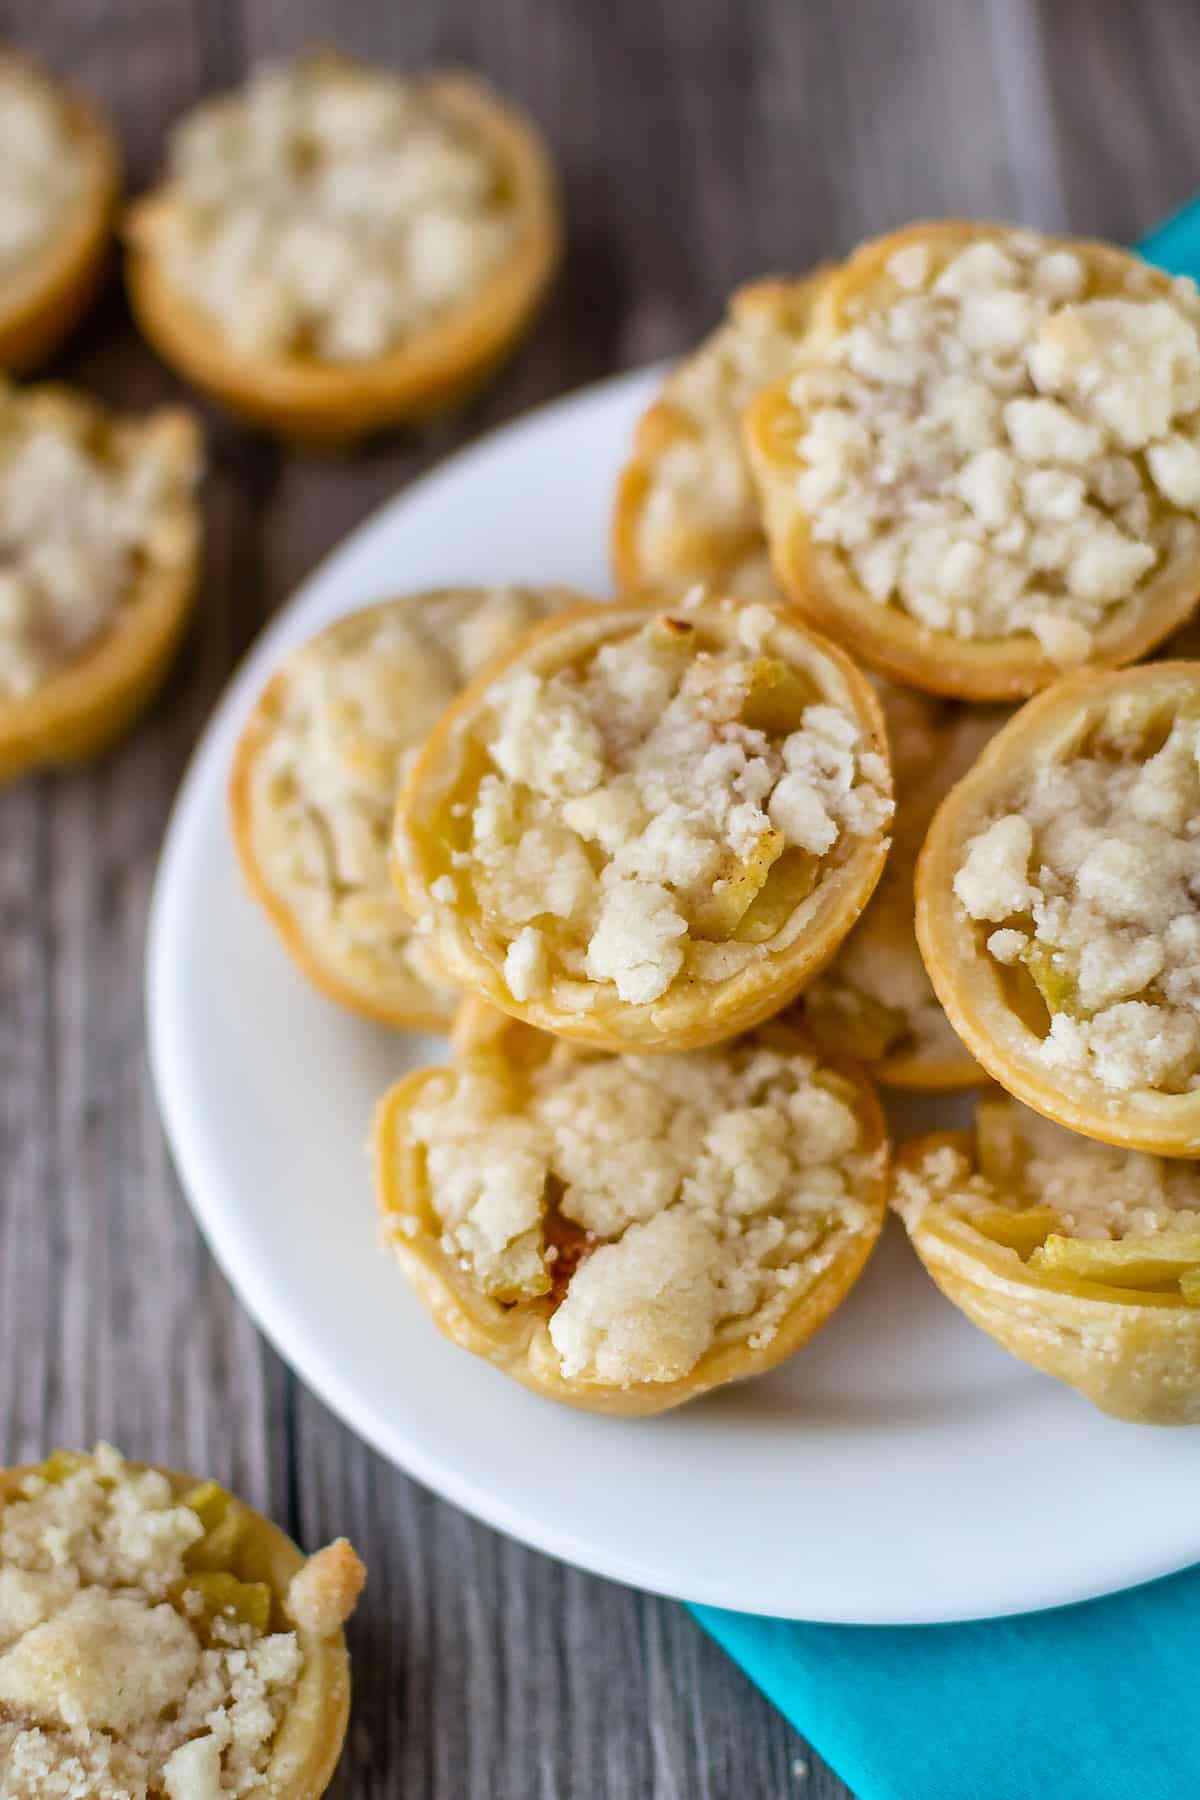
[148,366,1200,1625]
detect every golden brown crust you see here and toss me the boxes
[124,71,561,446]
[0,1459,354,1798]
[915,661,1200,1155]
[744,220,1200,700]
[802,688,996,1090]
[229,657,454,1035]
[374,1012,889,1415]
[0,398,202,783]
[392,597,893,1052]
[229,588,587,1030]
[895,1129,1200,1424]
[610,272,830,597]
[0,54,121,373]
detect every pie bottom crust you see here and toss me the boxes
[896,1133,1200,1425]
[373,1006,889,1416]
[0,409,201,782]
[0,1460,351,1798]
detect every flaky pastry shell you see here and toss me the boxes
[124,70,561,446]
[393,597,893,1052]
[916,661,1200,1155]
[610,272,829,599]
[0,1457,353,1797]
[743,220,1200,700]
[0,54,121,372]
[229,587,583,1030]
[895,1122,1200,1424]
[0,396,201,782]
[374,1006,889,1415]
[802,687,999,1089]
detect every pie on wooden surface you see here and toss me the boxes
[0,381,200,781]
[125,54,561,444]
[0,51,120,371]
[0,1444,364,1797]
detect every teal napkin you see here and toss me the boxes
[688,199,1200,1799]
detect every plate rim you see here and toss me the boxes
[147,362,1200,1626]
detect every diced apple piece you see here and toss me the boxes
[1021,943,1077,1016]
[738,658,818,734]
[39,1450,88,1485]
[971,1205,1058,1258]
[692,829,784,940]
[973,1099,1025,1186]
[1029,1232,1200,1290]
[732,848,818,943]
[806,986,907,1062]
[174,1571,273,1637]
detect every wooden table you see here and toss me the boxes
[2,2,1198,1793]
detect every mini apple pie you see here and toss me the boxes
[0,1442,365,1797]
[393,597,893,1051]
[916,662,1200,1155]
[230,586,579,1029]
[744,221,1200,699]
[125,54,560,444]
[374,1004,888,1413]
[895,1093,1200,1423]
[802,684,1000,1087]
[0,381,201,781]
[0,53,120,371]
[611,272,828,599]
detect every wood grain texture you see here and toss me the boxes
[0,1,1193,1793]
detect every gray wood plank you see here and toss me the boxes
[1,0,1195,1795]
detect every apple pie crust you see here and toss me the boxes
[0,1444,364,1798]
[393,597,894,1051]
[230,586,579,1028]
[125,55,561,444]
[744,221,1200,699]
[0,383,201,781]
[916,662,1200,1155]
[895,1094,1200,1423]
[0,53,120,372]
[374,1003,888,1414]
[611,272,829,600]
[802,684,999,1087]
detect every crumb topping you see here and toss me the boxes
[0,1445,313,1799]
[805,686,1000,1069]
[632,282,819,598]
[405,1034,880,1384]
[0,62,83,269]
[954,700,1200,1093]
[247,587,565,1010]
[896,1096,1200,1246]
[429,610,892,1010]
[783,229,1200,651]
[0,386,198,702]
[153,56,521,362]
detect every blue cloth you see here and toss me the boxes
[688,199,1200,1799]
